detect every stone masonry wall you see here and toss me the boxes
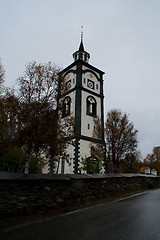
[0,172,159,219]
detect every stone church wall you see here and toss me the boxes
[0,172,159,219]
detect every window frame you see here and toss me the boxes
[62,96,71,118]
[86,96,97,117]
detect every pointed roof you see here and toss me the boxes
[73,39,90,63]
[79,40,84,51]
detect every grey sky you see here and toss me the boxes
[0,0,160,158]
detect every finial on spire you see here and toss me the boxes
[80,26,83,42]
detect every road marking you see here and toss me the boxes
[0,191,148,233]
[0,203,105,233]
[60,203,105,217]
[113,191,148,202]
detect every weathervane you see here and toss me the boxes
[80,26,83,41]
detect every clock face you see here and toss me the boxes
[66,80,71,89]
[87,79,94,89]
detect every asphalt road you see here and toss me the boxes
[1,189,160,240]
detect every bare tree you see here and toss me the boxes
[105,109,138,173]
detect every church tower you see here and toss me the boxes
[59,31,105,174]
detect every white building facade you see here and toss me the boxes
[58,39,105,174]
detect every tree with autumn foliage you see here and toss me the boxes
[14,61,73,174]
[0,62,24,172]
[0,62,11,160]
[122,151,142,173]
[0,62,26,172]
[142,147,160,175]
[0,61,73,174]
[14,62,60,173]
[0,61,5,159]
[105,109,138,173]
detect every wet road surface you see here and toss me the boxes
[1,189,160,240]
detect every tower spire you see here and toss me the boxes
[73,26,90,62]
[79,26,84,51]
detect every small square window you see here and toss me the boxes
[88,124,90,130]
[96,84,98,90]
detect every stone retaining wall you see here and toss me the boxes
[0,172,159,219]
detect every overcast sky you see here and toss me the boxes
[0,0,160,158]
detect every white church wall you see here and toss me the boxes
[82,66,101,77]
[79,140,105,174]
[64,66,76,93]
[68,90,76,116]
[57,143,75,174]
[42,161,49,174]
[82,67,101,95]
[64,66,76,80]
[79,139,91,173]
[80,139,91,158]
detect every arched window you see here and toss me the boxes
[86,96,97,116]
[62,96,71,117]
